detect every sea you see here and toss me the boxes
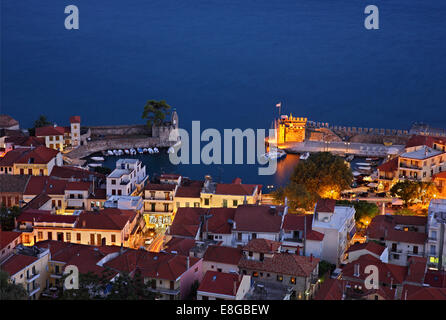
[2,0,446,187]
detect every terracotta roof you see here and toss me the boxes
[50,166,105,181]
[36,240,120,277]
[198,271,240,297]
[70,116,81,124]
[315,199,336,213]
[168,207,207,238]
[66,181,92,191]
[104,249,200,281]
[403,284,446,300]
[424,270,446,288]
[24,176,68,195]
[0,148,28,166]
[282,214,325,241]
[234,205,283,233]
[215,183,260,196]
[163,237,196,256]
[314,278,345,300]
[203,245,242,266]
[144,183,176,191]
[0,115,19,128]
[35,126,66,136]
[243,239,281,254]
[206,208,236,234]
[0,254,37,276]
[23,193,52,210]
[89,188,107,200]
[342,254,408,284]
[175,186,201,198]
[346,242,386,256]
[366,215,427,245]
[14,146,59,165]
[406,256,427,284]
[378,157,399,172]
[77,209,136,231]
[0,230,21,250]
[433,171,446,180]
[239,252,319,278]
[5,136,45,147]
[405,135,446,149]
[17,210,77,224]
[0,174,30,193]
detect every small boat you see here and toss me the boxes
[143,148,148,153]
[352,171,362,176]
[113,150,119,156]
[124,149,130,155]
[130,148,136,155]
[300,152,310,160]
[107,150,114,156]
[153,147,159,153]
[356,162,372,166]
[167,147,175,154]
[137,148,144,154]
[148,148,154,154]
[346,155,354,162]
[88,163,102,168]
[261,147,287,161]
[91,156,104,162]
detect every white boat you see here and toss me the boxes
[113,150,119,156]
[88,163,102,168]
[167,147,175,154]
[91,156,105,161]
[143,148,148,153]
[153,147,159,153]
[352,171,362,176]
[137,148,144,154]
[148,148,154,154]
[300,152,310,160]
[129,148,136,155]
[124,149,130,155]
[345,155,354,162]
[117,150,124,155]
[107,150,114,156]
[356,162,372,166]
[261,147,286,161]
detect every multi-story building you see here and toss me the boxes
[275,114,307,145]
[0,146,62,176]
[426,199,446,270]
[0,174,31,208]
[0,230,22,262]
[311,199,356,265]
[197,271,251,300]
[433,172,446,198]
[238,238,319,300]
[35,116,85,151]
[366,214,427,266]
[143,183,177,230]
[202,245,243,274]
[0,244,50,300]
[106,159,147,197]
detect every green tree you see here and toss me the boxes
[390,181,438,207]
[0,270,28,300]
[0,205,21,231]
[106,271,156,300]
[273,152,353,211]
[142,100,171,128]
[60,271,106,300]
[34,115,53,128]
[336,200,379,228]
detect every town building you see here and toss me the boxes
[0,115,20,130]
[433,172,446,198]
[426,199,446,270]
[197,271,251,300]
[143,183,177,230]
[35,116,87,151]
[344,242,388,263]
[0,230,22,262]
[202,245,242,274]
[366,214,427,266]
[311,199,356,265]
[0,174,31,208]
[275,114,307,145]
[238,238,319,300]
[0,244,50,300]
[106,159,147,197]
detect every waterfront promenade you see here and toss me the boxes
[282,140,405,157]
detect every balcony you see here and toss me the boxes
[28,285,41,297]
[144,196,173,202]
[26,272,40,283]
[399,163,422,170]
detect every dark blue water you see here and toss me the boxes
[2,0,446,186]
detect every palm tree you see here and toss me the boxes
[141,100,171,128]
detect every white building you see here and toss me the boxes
[426,199,446,270]
[104,195,144,213]
[106,159,147,197]
[312,199,356,265]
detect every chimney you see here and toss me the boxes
[82,220,86,228]
[354,264,360,277]
[186,256,190,269]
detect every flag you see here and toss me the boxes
[276,102,281,108]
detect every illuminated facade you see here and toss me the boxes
[276,114,307,145]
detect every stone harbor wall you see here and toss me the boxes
[88,124,151,137]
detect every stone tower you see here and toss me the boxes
[70,116,81,148]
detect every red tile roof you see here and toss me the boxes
[403,284,446,300]
[215,183,260,196]
[406,256,427,284]
[0,254,37,276]
[23,193,52,210]
[0,230,21,250]
[66,181,92,191]
[5,136,45,147]
[203,245,242,266]
[206,208,236,234]
[313,278,345,300]
[378,157,399,172]
[104,249,200,281]
[0,148,28,166]
[168,207,207,238]
[35,126,66,136]
[0,115,19,128]
[346,242,386,256]
[70,116,81,124]
[17,210,77,224]
[243,239,281,254]
[13,146,59,165]
[78,209,136,231]
[163,237,196,256]
[405,135,446,149]
[315,199,336,213]
[175,186,201,198]
[433,171,446,180]
[24,176,68,195]
[198,271,240,297]
[366,215,427,245]
[234,205,284,233]
[239,252,319,278]
[50,166,105,180]
[424,270,446,288]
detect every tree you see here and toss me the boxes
[34,115,52,128]
[273,152,353,211]
[0,205,21,231]
[106,271,156,300]
[0,270,28,300]
[337,200,379,228]
[59,271,106,300]
[390,181,438,207]
[142,100,171,128]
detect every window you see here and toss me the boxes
[185,202,190,207]
[66,233,71,241]
[277,275,283,282]
[77,233,81,241]
[38,232,43,240]
[252,272,259,277]
[111,235,116,243]
[413,246,418,254]
[248,251,253,257]
[290,277,296,284]
[194,202,200,208]
[222,199,228,208]
[204,198,209,206]
[233,200,238,207]
[47,232,52,240]
[111,180,116,185]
